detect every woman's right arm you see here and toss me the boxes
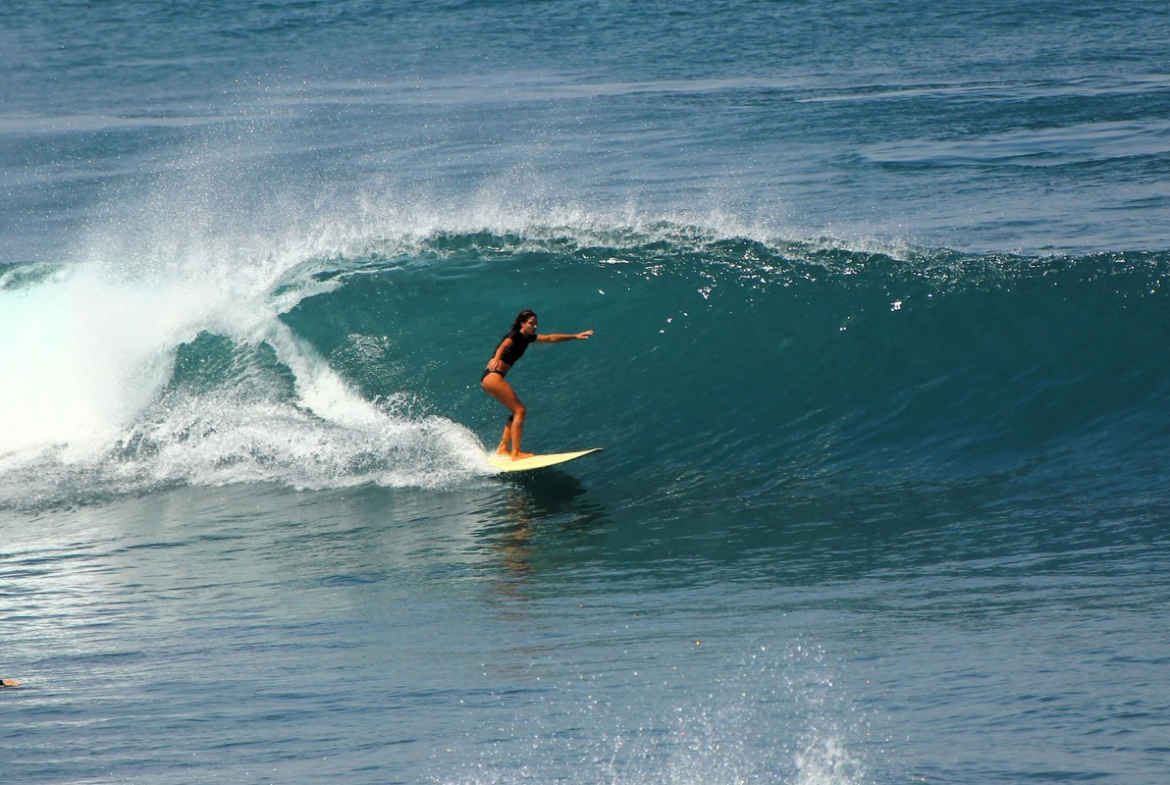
[487,338,512,371]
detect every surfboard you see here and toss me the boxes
[486,448,602,472]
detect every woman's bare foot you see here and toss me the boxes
[511,452,535,460]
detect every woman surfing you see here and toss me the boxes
[481,310,593,460]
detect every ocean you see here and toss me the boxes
[2,1,1169,783]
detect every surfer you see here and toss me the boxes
[481,309,593,460]
[1,679,21,688]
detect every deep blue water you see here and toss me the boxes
[3,1,1169,783]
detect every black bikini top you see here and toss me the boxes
[497,329,536,366]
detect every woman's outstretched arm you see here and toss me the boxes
[535,330,593,343]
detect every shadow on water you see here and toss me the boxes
[478,470,611,590]
[493,469,606,526]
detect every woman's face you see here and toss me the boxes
[520,315,538,335]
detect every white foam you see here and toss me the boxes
[0,263,488,508]
[0,148,503,505]
[0,263,200,460]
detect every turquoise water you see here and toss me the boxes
[3,1,1170,783]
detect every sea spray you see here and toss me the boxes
[435,640,870,785]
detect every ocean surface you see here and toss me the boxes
[3,1,1169,783]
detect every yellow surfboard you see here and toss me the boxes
[485,448,603,472]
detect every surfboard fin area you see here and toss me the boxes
[485,448,603,472]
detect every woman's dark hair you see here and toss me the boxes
[511,310,537,331]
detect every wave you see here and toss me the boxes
[3,220,1169,512]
